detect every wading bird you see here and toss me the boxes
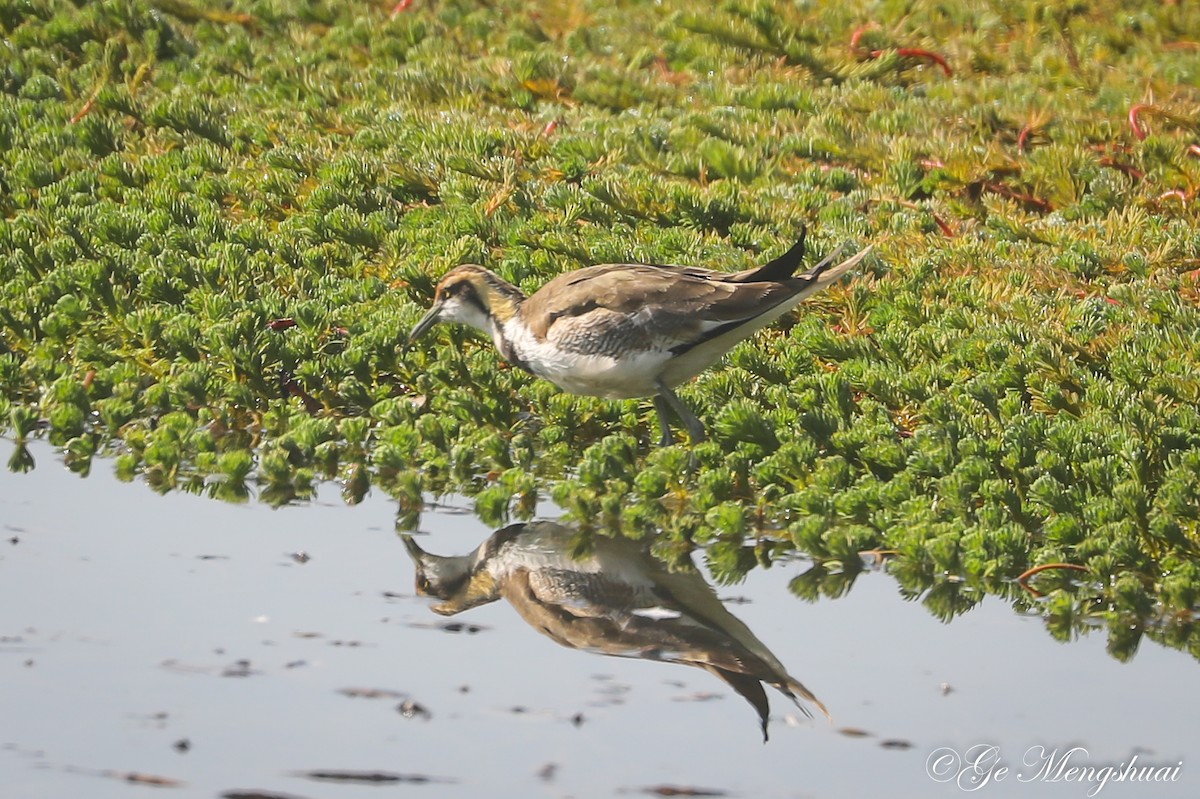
[409,231,870,444]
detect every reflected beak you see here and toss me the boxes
[408,302,443,342]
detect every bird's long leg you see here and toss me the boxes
[652,395,675,447]
[655,380,707,444]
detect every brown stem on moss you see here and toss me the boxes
[69,88,102,124]
[983,181,1053,212]
[150,0,258,29]
[1098,156,1144,181]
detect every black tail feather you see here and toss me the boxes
[741,226,807,282]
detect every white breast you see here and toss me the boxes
[499,319,676,399]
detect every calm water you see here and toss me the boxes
[1,440,1195,798]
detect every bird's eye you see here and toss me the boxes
[453,282,478,304]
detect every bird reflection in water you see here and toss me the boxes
[403,521,828,740]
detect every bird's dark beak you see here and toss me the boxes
[408,302,443,342]
[401,534,427,559]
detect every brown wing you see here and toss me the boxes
[522,264,800,346]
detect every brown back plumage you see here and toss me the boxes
[521,263,798,340]
[518,237,870,364]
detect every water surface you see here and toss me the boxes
[1,441,1195,798]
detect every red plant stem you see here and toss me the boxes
[1128,103,1153,140]
[849,23,878,52]
[1017,124,1032,152]
[871,47,953,76]
[931,213,956,238]
[1157,189,1190,204]
[1016,563,1088,583]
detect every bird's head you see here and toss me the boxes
[402,534,499,616]
[408,265,524,342]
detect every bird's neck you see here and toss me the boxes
[474,275,534,373]
[477,273,526,326]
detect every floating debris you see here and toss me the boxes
[438,621,485,634]
[879,739,915,750]
[641,786,727,797]
[671,692,724,703]
[405,620,489,634]
[130,711,171,728]
[116,771,184,787]
[396,699,431,720]
[718,595,752,605]
[294,770,452,785]
[64,765,184,788]
[221,659,257,678]
[338,687,404,700]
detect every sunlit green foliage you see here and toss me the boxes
[2,0,1200,662]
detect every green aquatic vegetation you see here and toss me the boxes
[3,0,1200,662]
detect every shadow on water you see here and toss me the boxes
[403,520,827,740]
